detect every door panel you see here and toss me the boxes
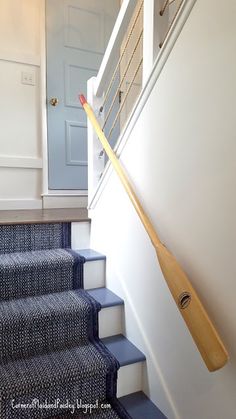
[46,0,119,189]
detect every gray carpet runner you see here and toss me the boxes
[0,223,130,419]
[0,249,84,301]
[0,290,98,363]
[0,223,71,254]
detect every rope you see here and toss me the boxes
[159,0,184,48]
[160,0,177,16]
[100,0,144,113]
[102,29,143,130]
[107,58,143,141]
[160,0,169,16]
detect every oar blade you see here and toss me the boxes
[155,245,229,371]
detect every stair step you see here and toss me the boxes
[119,392,167,419]
[102,335,146,367]
[0,223,72,254]
[87,287,124,308]
[0,343,119,418]
[0,208,89,225]
[0,289,99,363]
[88,288,124,338]
[0,249,84,301]
[102,335,146,398]
[67,249,107,289]
[78,248,106,262]
[76,249,106,289]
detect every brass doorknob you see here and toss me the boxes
[49,97,59,107]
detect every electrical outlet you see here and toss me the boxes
[21,71,35,86]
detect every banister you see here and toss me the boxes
[80,94,229,372]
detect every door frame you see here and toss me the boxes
[40,0,48,196]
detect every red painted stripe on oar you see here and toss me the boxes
[79,94,87,106]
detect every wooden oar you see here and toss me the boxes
[79,94,229,372]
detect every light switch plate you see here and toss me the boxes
[21,71,35,86]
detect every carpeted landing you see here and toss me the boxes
[0,223,131,418]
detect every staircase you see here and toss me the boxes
[0,209,166,419]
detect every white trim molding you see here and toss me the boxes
[0,51,40,67]
[40,0,49,196]
[0,156,43,169]
[45,190,88,196]
[42,195,88,209]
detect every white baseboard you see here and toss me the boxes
[0,199,42,210]
[43,195,88,209]
[47,190,88,196]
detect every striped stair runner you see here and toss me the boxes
[0,223,130,418]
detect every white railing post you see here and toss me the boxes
[87,77,104,205]
[143,0,169,84]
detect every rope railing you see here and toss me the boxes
[159,0,185,48]
[80,94,229,373]
[98,0,187,146]
[98,0,143,149]
[107,58,143,141]
[101,0,186,146]
[160,0,170,16]
[90,0,187,174]
[99,0,144,114]
[102,29,143,131]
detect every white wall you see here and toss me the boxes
[0,0,43,209]
[90,0,236,418]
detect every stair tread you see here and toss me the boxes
[88,287,124,308]
[119,392,167,419]
[0,208,89,225]
[77,248,106,261]
[0,248,73,266]
[0,289,99,363]
[0,343,117,399]
[0,289,94,323]
[0,248,84,302]
[101,335,146,367]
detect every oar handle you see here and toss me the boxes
[79,94,229,371]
